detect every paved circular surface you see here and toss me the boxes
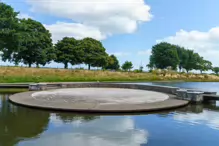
[32,88,169,104]
[9,88,189,113]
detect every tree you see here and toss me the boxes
[181,50,201,73]
[0,2,19,54]
[122,61,133,71]
[213,67,219,75]
[104,55,120,70]
[90,51,108,69]
[2,18,54,67]
[149,42,179,70]
[55,37,83,69]
[79,38,108,70]
[197,57,212,74]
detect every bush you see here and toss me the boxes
[133,69,143,73]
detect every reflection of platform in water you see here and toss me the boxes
[203,94,219,101]
[175,103,219,114]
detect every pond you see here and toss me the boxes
[1,82,219,146]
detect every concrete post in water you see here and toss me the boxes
[187,91,204,103]
[29,84,40,91]
[37,83,47,90]
[176,89,187,100]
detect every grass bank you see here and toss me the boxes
[0,88,28,93]
[0,67,218,83]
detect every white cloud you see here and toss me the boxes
[158,27,219,66]
[26,0,152,42]
[44,22,106,43]
[17,13,33,19]
[174,110,219,130]
[20,116,148,146]
[137,49,151,55]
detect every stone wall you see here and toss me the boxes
[30,82,179,95]
[29,82,219,104]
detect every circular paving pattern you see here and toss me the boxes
[9,88,189,113]
[32,88,169,104]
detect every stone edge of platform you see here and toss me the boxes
[9,83,190,113]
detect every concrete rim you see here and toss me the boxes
[9,87,189,113]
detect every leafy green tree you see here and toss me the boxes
[197,57,212,74]
[90,51,108,69]
[149,42,179,70]
[0,2,19,54]
[213,67,219,75]
[79,38,108,70]
[122,61,133,71]
[104,55,120,70]
[55,37,83,69]
[2,18,54,67]
[181,50,201,73]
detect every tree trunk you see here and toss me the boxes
[200,70,203,74]
[88,64,91,70]
[186,70,189,73]
[64,62,68,69]
[28,63,31,68]
[36,63,39,68]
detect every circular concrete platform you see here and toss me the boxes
[9,88,189,113]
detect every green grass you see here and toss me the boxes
[0,88,28,94]
[0,67,218,83]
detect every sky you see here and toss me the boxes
[2,0,219,70]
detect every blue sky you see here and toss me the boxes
[2,0,219,70]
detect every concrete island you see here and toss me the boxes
[9,83,219,113]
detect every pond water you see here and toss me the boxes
[1,82,219,146]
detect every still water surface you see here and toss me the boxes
[1,82,219,146]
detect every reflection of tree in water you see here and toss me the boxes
[55,112,98,123]
[0,94,50,146]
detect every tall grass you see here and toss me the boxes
[0,67,218,83]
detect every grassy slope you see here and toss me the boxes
[0,88,28,93]
[0,67,218,83]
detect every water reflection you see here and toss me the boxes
[20,115,148,146]
[173,104,219,130]
[55,112,98,123]
[0,94,50,146]
[2,81,219,146]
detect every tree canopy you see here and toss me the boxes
[197,57,212,74]
[104,55,120,70]
[2,18,54,67]
[149,42,179,70]
[213,67,219,75]
[79,37,108,70]
[148,42,213,73]
[122,61,133,71]
[55,37,83,69]
[0,2,19,52]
